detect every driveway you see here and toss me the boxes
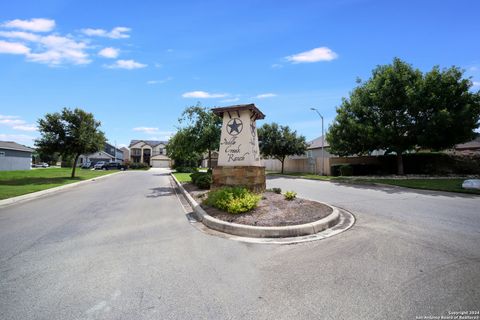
[0,170,479,319]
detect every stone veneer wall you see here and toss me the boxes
[212,166,266,193]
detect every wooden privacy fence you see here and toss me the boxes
[262,157,332,175]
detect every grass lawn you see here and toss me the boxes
[267,172,335,181]
[267,172,480,195]
[0,168,117,200]
[355,178,480,195]
[172,172,192,183]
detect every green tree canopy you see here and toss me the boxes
[166,128,202,167]
[171,104,222,168]
[35,108,106,178]
[258,122,308,173]
[327,58,480,174]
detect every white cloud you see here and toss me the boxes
[221,97,240,103]
[98,47,119,58]
[13,124,37,131]
[26,35,90,65]
[0,115,24,125]
[182,91,228,98]
[0,40,30,54]
[0,30,40,41]
[2,18,55,32]
[0,114,37,132]
[133,127,160,133]
[473,81,480,87]
[254,93,277,99]
[81,27,131,39]
[132,128,175,140]
[147,134,175,141]
[147,77,172,85]
[286,46,338,63]
[0,23,90,65]
[106,59,147,69]
[0,133,36,145]
[0,19,139,67]
[271,63,283,69]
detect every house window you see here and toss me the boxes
[159,148,164,155]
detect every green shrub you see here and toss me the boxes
[128,162,149,170]
[284,191,297,201]
[196,174,212,189]
[205,187,261,214]
[175,166,198,173]
[190,172,203,184]
[272,187,282,194]
[340,164,353,176]
[190,172,212,189]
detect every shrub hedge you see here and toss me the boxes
[205,187,261,214]
[331,153,480,176]
[176,166,198,173]
[190,172,212,189]
[128,162,149,170]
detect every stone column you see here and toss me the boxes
[211,104,266,192]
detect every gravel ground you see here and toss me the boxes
[183,184,332,226]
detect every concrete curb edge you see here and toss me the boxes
[171,173,341,238]
[0,170,124,208]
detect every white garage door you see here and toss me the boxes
[151,159,170,168]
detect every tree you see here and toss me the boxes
[258,123,308,174]
[35,108,106,178]
[178,104,222,169]
[327,58,480,174]
[167,128,202,167]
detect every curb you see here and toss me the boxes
[0,170,124,208]
[171,173,341,238]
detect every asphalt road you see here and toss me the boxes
[0,170,479,320]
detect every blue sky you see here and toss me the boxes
[1,0,479,148]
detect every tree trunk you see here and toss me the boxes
[280,157,285,174]
[208,149,212,170]
[71,154,80,178]
[396,153,404,175]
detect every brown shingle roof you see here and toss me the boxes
[211,103,265,120]
[129,140,168,148]
[455,137,480,150]
[0,141,34,153]
[307,135,330,149]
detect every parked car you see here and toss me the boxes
[81,161,94,169]
[94,161,106,170]
[94,161,126,170]
[32,162,49,168]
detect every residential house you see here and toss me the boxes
[120,147,130,163]
[452,136,480,155]
[306,135,331,159]
[0,141,33,171]
[78,142,124,166]
[129,140,171,168]
[200,151,219,168]
[262,135,333,174]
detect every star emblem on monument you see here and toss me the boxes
[227,118,243,136]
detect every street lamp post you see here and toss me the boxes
[310,108,324,176]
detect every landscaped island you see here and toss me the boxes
[173,170,338,233]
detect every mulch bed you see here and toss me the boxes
[182,183,332,227]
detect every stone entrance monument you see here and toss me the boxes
[211,104,266,192]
